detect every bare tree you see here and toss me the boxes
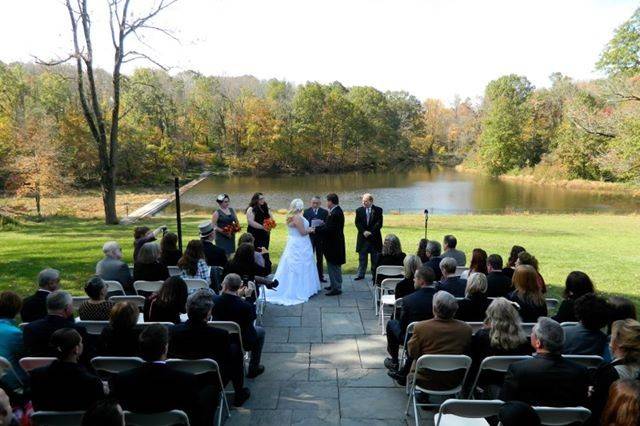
[41,0,176,224]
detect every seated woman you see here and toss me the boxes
[178,240,211,285]
[98,301,142,357]
[502,245,525,280]
[552,271,595,324]
[394,255,423,300]
[515,251,546,293]
[78,276,114,321]
[133,242,170,282]
[224,243,276,300]
[507,265,547,323]
[0,291,27,392]
[238,233,271,274]
[456,273,491,322]
[159,232,182,267]
[601,379,640,426]
[416,238,429,264]
[375,234,406,285]
[144,276,188,324]
[460,248,488,280]
[30,328,105,411]
[590,319,640,422]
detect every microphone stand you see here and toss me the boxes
[424,209,429,240]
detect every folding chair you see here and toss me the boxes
[31,411,84,426]
[90,356,144,380]
[468,355,532,398]
[373,265,404,309]
[76,320,110,335]
[405,354,473,425]
[124,410,190,426]
[400,321,419,370]
[560,322,578,327]
[168,266,181,276]
[521,323,536,335]
[110,295,146,309]
[454,266,469,277]
[184,278,208,292]
[133,280,163,295]
[532,406,591,425]
[103,280,125,296]
[562,355,603,370]
[379,278,402,328]
[19,357,55,373]
[208,321,248,372]
[466,322,486,333]
[72,296,89,310]
[435,399,504,426]
[545,298,559,312]
[256,284,267,325]
[167,359,230,426]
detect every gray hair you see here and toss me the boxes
[433,290,458,320]
[46,290,72,312]
[187,289,214,321]
[426,240,442,257]
[102,241,121,257]
[403,255,423,280]
[439,257,457,274]
[222,273,242,291]
[465,272,488,297]
[138,242,160,264]
[311,195,321,201]
[532,317,564,353]
[38,268,60,288]
[485,298,528,350]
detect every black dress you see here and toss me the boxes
[248,205,271,250]
[160,249,183,267]
[507,291,548,323]
[456,293,491,322]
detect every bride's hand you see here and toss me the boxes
[308,227,315,234]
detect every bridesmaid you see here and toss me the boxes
[246,192,271,250]
[211,193,239,256]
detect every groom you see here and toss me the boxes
[319,193,345,296]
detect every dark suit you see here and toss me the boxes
[304,207,329,279]
[319,205,345,291]
[202,239,228,268]
[98,325,142,357]
[486,271,512,297]
[425,256,444,281]
[20,290,50,323]
[456,293,491,322]
[436,276,467,297]
[23,315,89,359]
[500,353,589,407]
[355,205,383,278]
[30,360,104,411]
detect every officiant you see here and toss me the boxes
[303,196,329,283]
[355,193,383,281]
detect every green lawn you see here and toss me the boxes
[1,213,639,307]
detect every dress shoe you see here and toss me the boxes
[233,387,251,407]
[387,370,406,386]
[320,277,327,283]
[324,286,332,291]
[267,279,279,289]
[354,276,365,281]
[384,357,399,371]
[325,290,342,296]
[247,365,265,378]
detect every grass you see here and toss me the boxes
[1,213,639,308]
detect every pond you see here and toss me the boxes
[162,166,639,215]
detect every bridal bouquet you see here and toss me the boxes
[222,222,242,235]
[263,218,277,231]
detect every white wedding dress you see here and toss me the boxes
[266,216,321,306]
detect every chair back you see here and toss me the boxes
[522,322,536,334]
[76,320,110,335]
[91,356,144,377]
[139,322,174,328]
[19,357,55,373]
[466,322,485,332]
[468,355,532,397]
[533,406,591,426]
[168,266,181,276]
[110,295,146,308]
[184,278,208,292]
[72,296,89,310]
[124,410,190,426]
[545,298,559,311]
[455,266,469,276]
[133,280,163,295]
[167,358,220,375]
[375,265,404,278]
[414,354,473,395]
[380,278,402,293]
[208,321,244,352]
[103,280,125,295]
[436,399,504,426]
[562,355,604,370]
[31,411,84,426]
[560,322,578,327]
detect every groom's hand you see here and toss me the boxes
[363,231,372,238]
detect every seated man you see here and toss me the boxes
[500,317,589,407]
[199,222,228,268]
[562,293,609,356]
[435,257,466,297]
[23,291,89,358]
[212,273,266,378]
[384,265,437,373]
[443,235,466,267]
[110,324,215,426]
[390,291,472,386]
[170,289,250,406]
[96,241,133,294]
[20,268,61,323]
[486,254,512,297]
[424,241,444,281]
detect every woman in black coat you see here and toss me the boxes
[456,273,491,322]
[134,242,170,282]
[552,271,595,324]
[375,234,406,285]
[98,301,142,357]
[507,265,547,323]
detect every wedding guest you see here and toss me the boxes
[78,276,114,320]
[96,241,132,293]
[133,242,169,282]
[246,192,272,250]
[238,233,270,272]
[159,232,182,267]
[436,257,467,297]
[303,196,329,283]
[516,251,546,293]
[608,296,637,333]
[562,293,609,356]
[144,277,188,324]
[98,301,142,357]
[424,240,444,281]
[456,273,491,322]
[20,268,61,323]
[81,400,125,426]
[178,240,211,285]
[460,248,488,280]
[30,328,104,411]
[133,225,166,262]
[486,254,512,297]
[0,292,26,391]
[443,235,466,267]
[507,265,547,323]
[199,222,228,269]
[552,272,595,324]
[355,193,383,282]
[416,238,429,263]
[601,379,640,426]
[374,234,405,285]
[394,255,423,300]
[224,243,275,297]
[211,193,239,256]
[503,245,526,279]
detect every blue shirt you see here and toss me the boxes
[0,318,27,389]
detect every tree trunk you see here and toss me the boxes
[35,190,41,218]
[101,163,118,224]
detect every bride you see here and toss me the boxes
[266,199,321,306]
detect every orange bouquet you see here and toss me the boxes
[263,218,277,232]
[222,222,241,235]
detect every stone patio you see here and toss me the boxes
[227,276,434,426]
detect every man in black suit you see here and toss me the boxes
[303,196,329,283]
[384,265,437,371]
[111,324,214,426]
[424,240,444,281]
[318,193,345,296]
[21,268,61,323]
[486,254,512,297]
[435,257,467,297]
[170,289,250,407]
[212,273,265,378]
[500,317,589,407]
[199,222,228,268]
[354,193,383,282]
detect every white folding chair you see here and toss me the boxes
[405,355,473,425]
[466,322,486,333]
[104,280,125,295]
[208,321,248,372]
[468,355,532,399]
[90,356,144,379]
[560,322,578,327]
[76,320,110,335]
[373,265,404,309]
[379,278,402,327]
[109,295,146,309]
[124,410,190,426]
[454,266,469,277]
[133,280,163,295]
[19,357,55,373]
[167,359,230,426]
[522,323,536,335]
[256,284,267,326]
[435,399,504,426]
[533,406,591,425]
[72,296,89,310]
[400,321,418,371]
[562,355,603,370]
[168,266,181,276]
[184,278,208,292]
[31,411,84,426]
[545,298,559,312]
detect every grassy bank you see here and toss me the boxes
[1,213,639,308]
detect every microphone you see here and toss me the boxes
[424,209,429,215]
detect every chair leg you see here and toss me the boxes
[413,391,420,426]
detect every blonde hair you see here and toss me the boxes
[465,272,488,297]
[286,199,304,224]
[612,319,640,364]
[403,255,423,279]
[485,297,528,351]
